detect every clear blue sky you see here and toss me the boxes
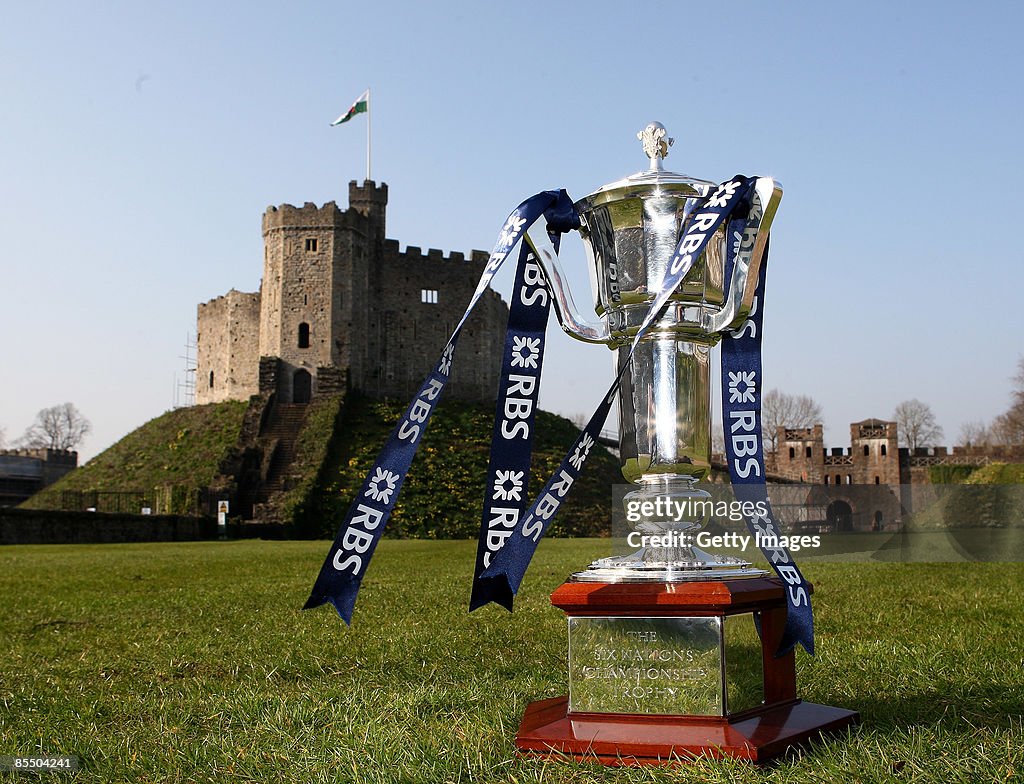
[2,1,1022,461]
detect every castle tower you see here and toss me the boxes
[258,194,378,405]
[850,419,901,485]
[347,180,387,248]
[776,425,825,483]
[195,289,260,404]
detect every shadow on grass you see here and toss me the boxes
[816,681,1024,731]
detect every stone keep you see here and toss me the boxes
[196,181,508,405]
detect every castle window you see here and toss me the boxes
[846,474,852,484]
[824,475,829,485]
[875,476,881,484]
[209,370,214,389]
[305,238,318,252]
[298,322,310,349]
[835,474,841,485]
[863,445,870,456]
[788,447,794,459]
[881,444,887,456]
[805,446,812,458]
[421,289,438,304]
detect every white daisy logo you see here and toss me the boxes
[492,470,525,502]
[728,371,757,404]
[511,336,540,369]
[569,432,595,470]
[497,215,527,248]
[366,467,399,504]
[707,181,740,209]
[438,342,455,376]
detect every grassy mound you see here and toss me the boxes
[293,394,621,539]
[22,401,247,513]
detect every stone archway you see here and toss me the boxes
[826,499,854,532]
[293,369,312,404]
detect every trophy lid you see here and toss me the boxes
[580,122,716,208]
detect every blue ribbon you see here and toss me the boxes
[470,240,554,610]
[304,190,576,622]
[720,226,815,656]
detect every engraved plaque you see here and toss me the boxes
[723,612,765,714]
[568,616,723,715]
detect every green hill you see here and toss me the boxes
[290,393,621,539]
[22,401,248,514]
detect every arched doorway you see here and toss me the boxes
[826,500,854,532]
[293,369,312,404]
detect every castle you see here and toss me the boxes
[764,418,1023,532]
[196,181,508,406]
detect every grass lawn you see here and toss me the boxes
[1,539,1021,783]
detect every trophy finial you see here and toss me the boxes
[637,122,674,171]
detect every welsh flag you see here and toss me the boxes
[331,89,369,126]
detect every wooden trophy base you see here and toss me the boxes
[514,578,859,765]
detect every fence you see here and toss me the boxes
[60,487,218,517]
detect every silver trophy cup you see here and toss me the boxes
[526,123,782,581]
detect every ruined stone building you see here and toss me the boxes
[196,180,507,406]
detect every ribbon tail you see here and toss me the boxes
[468,574,516,613]
[303,569,360,625]
[776,605,815,657]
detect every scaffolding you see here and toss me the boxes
[173,333,197,408]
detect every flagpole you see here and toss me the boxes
[366,88,372,182]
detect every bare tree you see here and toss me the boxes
[19,403,92,451]
[761,389,824,453]
[893,399,943,450]
[957,420,992,448]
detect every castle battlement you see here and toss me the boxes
[0,447,78,466]
[200,289,259,309]
[262,201,368,233]
[382,241,490,266]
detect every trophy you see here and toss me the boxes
[513,124,858,764]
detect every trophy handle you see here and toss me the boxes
[524,217,612,345]
[705,177,783,334]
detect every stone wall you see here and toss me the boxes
[0,507,216,545]
[363,242,504,400]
